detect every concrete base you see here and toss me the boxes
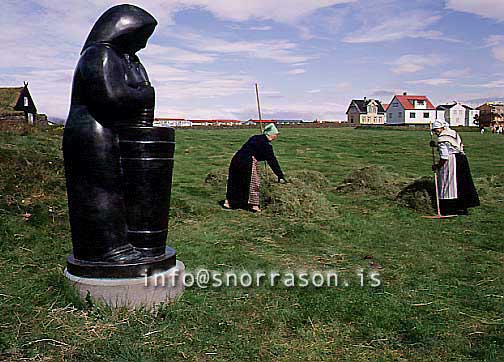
[64,260,185,310]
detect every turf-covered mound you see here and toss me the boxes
[397,177,436,213]
[336,166,399,196]
[260,170,332,217]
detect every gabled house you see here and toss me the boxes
[0,82,46,125]
[463,105,480,127]
[346,98,386,125]
[436,102,480,127]
[386,93,436,126]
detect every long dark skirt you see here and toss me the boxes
[226,152,254,209]
[440,153,480,215]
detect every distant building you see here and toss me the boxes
[436,102,466,127]
[463,105,480,127]
[386,93,436,126]
[246,119,276,125]
[189,119,241,127]
[0,82,46,125]
[317,119,347,123]
[274,119,306,125]
[154,118,192,127]
[476,102,504,126]
[346,98,386,125]
[436,102,480,127]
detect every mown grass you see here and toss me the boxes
[0,125,503,361]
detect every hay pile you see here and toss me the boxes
[337,166,438,213]
[259,170,332,217]
[397,177,436,214]
[336,166,399,196]
[204,167,332,217]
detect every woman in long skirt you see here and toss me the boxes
[223,123,286,212]
[431,120,480,215]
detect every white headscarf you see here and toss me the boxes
[431,119,447,130]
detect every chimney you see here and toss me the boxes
[364,96,367,102]
[403,92,407,96]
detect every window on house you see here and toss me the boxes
[388,113,393,118]
[398,112,402,117]
[417,100,425,105]
[411,112,416,118]
[24,97,28,107]
[393,103,398,107]
[424,113,430,118]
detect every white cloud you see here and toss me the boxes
[172,32,313,64]
[407,78,452,86]
[485,35,504,47]
[229,100,347,120]
[472,80,504,88]
[390,54,443,74]
[142,44,215,64]
[288,69,306,75]
[483,35,504,62]
[441,68,471,78]
[344,11,450,43]
[249,26,272,31]
[491,46,504,62]
[446,0,504,22]
[180,0,356,23]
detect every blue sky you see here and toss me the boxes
[1,0,503,121]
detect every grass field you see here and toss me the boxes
[0,125,503,361]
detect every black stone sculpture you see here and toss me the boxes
[63,4,176,278]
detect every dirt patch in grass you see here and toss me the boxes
[204,168,228,187]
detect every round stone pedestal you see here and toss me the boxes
[64,260,185,310]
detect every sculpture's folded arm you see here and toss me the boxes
[76,45,154,127]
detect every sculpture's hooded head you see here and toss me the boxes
[82,4,157,54]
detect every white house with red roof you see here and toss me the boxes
[386,92,437,126]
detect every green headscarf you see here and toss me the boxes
[263,123,279,136]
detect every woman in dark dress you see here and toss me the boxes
[431,120,480,215]
[223,124,286,212]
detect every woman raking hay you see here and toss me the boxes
[431,120,480,216]
[223,124,286,213]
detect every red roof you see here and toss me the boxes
[394,95,435,110]
[382,103,389,111]
[249,119,276,123]
[155,118,185,121]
